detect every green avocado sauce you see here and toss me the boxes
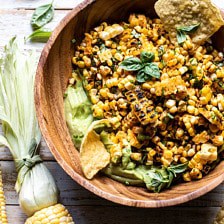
[64,79,93,148]
[64,79,188,192]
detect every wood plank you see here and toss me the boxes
[5,205,221,224]
[0,9,69,49]
[0,0,83,9]
[1,161,223,207]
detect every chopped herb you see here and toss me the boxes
[71,38,76,44]
[167,113,174,119]
[211,112,216,120]
[218,81,224,88]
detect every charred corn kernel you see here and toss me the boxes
[187,148,195,157]
[195,162,203,171]
[167,58,178,67]
[200,85,212,103]
[179,66,188,75]
[190,168,202,179]
[176,128,184,138]
[110,144,122,163]
[194,51,203,61]
[131,153,142,161]
[128,129,142,149]
[188,99,196,106]
[165,99,176,108]
[99,24,124,41]
[169,106,177,114]
[83,56,91,67]
[187,105,195,114]
[180,157,188,163]
[200,143,217,162]
[161,150,173,166]
[183,172,191,182]
[216,68,224,78]
[25,204,74,224]
[163,150,173,159]
[106,78,118,88]
[77,61,85,68]
[114,52,123,61]
[99,88,109,98]
[99,66,111,76]
[92,105,104,118]
[212,135,224,146]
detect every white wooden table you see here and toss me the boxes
[0,1,223,223]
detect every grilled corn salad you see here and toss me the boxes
[66,14,224,192]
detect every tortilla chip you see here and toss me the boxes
[155,0,224,44]
[80,120,111,179]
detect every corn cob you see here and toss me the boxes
[213,206,224,224]
[25,204,74,224]
[125,87,158,125]
[0,170,7,224]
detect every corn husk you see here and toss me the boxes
[0,37,59,216]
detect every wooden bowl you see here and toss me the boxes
[35,0,224,207]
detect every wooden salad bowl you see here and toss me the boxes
[35,0,224,207]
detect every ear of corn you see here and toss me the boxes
[25,204,74,224]
[0,170,8,224]
[213,206,224,224]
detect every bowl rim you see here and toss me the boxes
[35,0,224,208]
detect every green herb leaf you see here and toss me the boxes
[119,57,143,71]
[144,63,160,79]
[31,3,54,30]
[167,113,174,119]
[176,30,187,45]
[176,23,200,45]
[140,51,155,63]
[71,38,76,44]
[26,28,52,43]
[177,23,200,33]
[136,69,148,83]
[168,163,188,174]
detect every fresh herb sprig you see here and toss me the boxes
[27,2,54,43]
[119,51,160,83]
[176,23,200,44]
[26,28,52,43]
[31,2,54,29]
[137,163,188,192]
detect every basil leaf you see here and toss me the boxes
[144,63,160,79]
[140,51,155,63]
[176,24,200,45]
[31,3,54,30]
[177,23,200,33]
[26,28,52,43]
[136,69,148,83]
[119,57,143,71]
[177,30,187,45]
[168,163,188,174]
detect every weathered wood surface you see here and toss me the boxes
[4,205,222,224]
[1,0,82,9]
[0,0,223,223]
